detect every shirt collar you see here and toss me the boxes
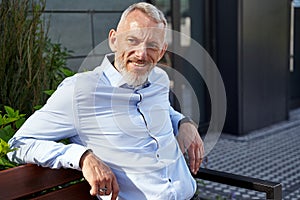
[102,54,127,87]
[97,54,151,89]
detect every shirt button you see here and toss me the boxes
[156,154,159,158]
[168,178,172,182]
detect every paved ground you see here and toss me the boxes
[196,108,300,200]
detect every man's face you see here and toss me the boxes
[109,10,167,87]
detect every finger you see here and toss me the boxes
[98,184,107,195]
[199,140,205,165]
[90,181,98,196]
[199,138,205,156]
[111,176,120,200]
[105,184,112,195]
[194,147,201,174]
[187,146,196,174]
[99,187,108,195]
[104,178,113,195]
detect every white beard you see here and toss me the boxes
[115,57,154,87]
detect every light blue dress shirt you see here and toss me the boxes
[8,54,197,200]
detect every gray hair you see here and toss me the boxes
[118,2,167,28]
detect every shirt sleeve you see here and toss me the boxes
[7,76,87,170]
[169,105,184,136]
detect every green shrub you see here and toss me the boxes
[0,0,75,169]
[0,106,26,169]
[0,0,72,115]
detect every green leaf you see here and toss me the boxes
[0,125,15,142]
[59,138,70,145]
[15,118,25,129]
[0,157,17,168]
[59,67,75,77]
[0,138,11,157]
[0,114,4,126]
[0,137,19,169]
[2,117,18,125]
[4,106,16,118]
[43,90,55,96]
[34,105,43,110]
[19,114,26,118]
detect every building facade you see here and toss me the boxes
[45,0,294,136]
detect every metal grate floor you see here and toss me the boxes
[196,108,300,200]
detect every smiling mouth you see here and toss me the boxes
[129,60,147,68]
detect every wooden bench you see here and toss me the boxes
[0,164,282,200]
[0,164,96,200]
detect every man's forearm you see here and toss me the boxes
[8,137,87,170]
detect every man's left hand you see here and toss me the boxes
[177,122,204,175]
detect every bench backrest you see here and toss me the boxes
[0,164,97,200]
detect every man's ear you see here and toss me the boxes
[108,29,117,52]
[158,42,168,61]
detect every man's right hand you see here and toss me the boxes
[80,150,119,200]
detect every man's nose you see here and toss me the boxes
[134,44,147,59]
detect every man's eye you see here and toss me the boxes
[127,38,137,44]
[147,43,159,50]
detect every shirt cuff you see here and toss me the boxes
[62,144,88,170]
[173,115,184,136]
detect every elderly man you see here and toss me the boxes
[8,2,204,200]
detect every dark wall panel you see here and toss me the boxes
[241,0,290,132]
[216,0,290,135]
[216,0,239,133]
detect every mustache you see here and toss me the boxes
[127,57,152,65]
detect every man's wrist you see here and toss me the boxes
[178,116,198,129]
[79,149,93,169]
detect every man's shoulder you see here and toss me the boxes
[56,68,106,96]
[149,66,170,84]
[58,70,98,86]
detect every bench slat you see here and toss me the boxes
[0,164,83,199]
[32,181,97,200]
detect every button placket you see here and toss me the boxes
[136,91,160,158]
